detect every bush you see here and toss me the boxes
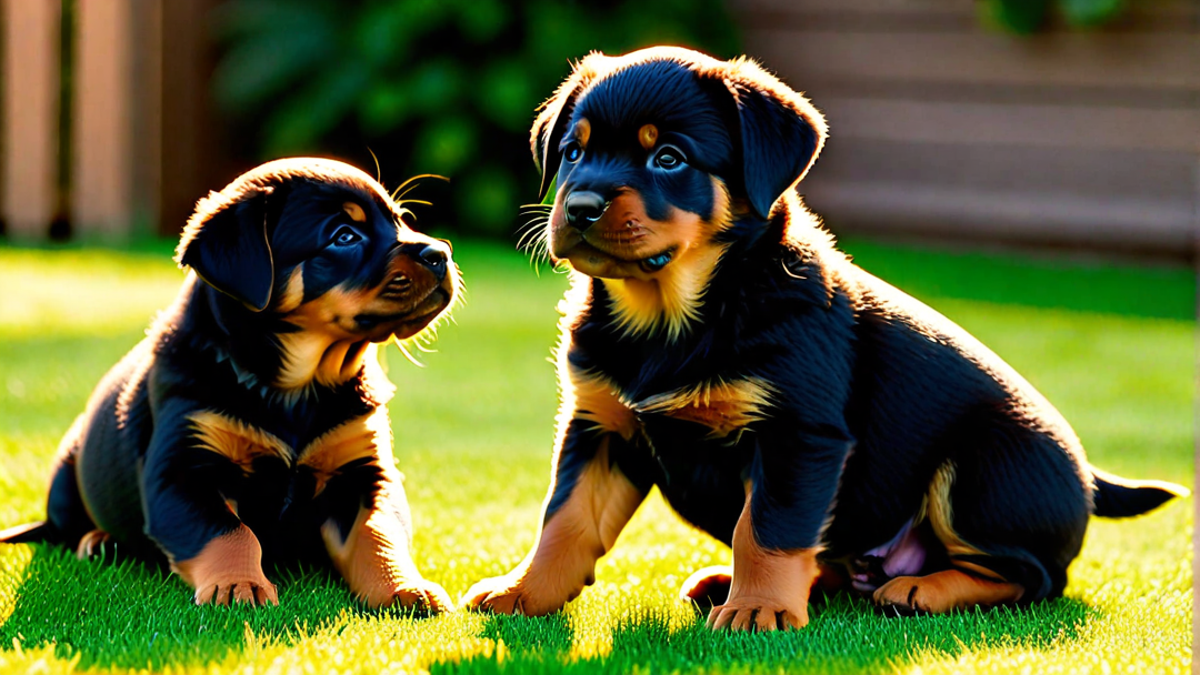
[211,0,739,237]
[982,0,1128,33]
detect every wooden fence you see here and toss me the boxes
[0,0,226,241]
[3,0,1197,258]
[732,0,1200,258]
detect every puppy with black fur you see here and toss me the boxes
[461,47,1186,630]
[1,158,458,610]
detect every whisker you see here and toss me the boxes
[392,336,425,368]
[391,174,449,201]
[367,147,382,183]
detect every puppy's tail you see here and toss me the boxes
[1091,468,1189,519]
[0,521,53,544]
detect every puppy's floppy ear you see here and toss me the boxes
[175,186,275,312]
[723,58,828,220]
[530,53,606,199]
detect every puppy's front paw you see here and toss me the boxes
[368,578,453,613]
[706,596,808,632]
[194,573,279,607]
[460,574,566,617]
[173,525,278,607]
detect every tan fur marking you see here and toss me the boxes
[638,124,658,150]
[576,117,591,147]
[172,524,278,606]
[343,201,367,223]
[275,265,305,313]
[276,331,374,391]
[635,378,775,438]
[923,461,985,559]
[188,411,290,471]
[708,486,817,631]
[568,367,637,440]
[460,438,645,616]
[299,408,391,496]
[321,503,448,610]
[600,179,733,341]
[873,569,1024,613]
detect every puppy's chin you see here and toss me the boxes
[552,231,665,281]
[354,290,450,342]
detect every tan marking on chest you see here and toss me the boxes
[188,411,290,471]
[298,408,392,496]
[634,378,775,439]
[188,408,391,497]
[567,368,637,441]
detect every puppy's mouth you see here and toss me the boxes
[553,225,676,279]
[378,273,414,300]
[355,286,450,341]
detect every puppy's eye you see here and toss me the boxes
[332,227,362,247]
[564,142,583,164]
[653,145,686,171]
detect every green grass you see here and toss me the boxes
[0,237,1192,674]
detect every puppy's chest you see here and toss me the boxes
[569,367,775,442]
[187,406,390,494]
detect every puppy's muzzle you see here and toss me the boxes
[565,191,609,230]
[400,240,451,282]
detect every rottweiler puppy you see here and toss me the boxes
[461,47,1186,630]
[1,158,459,610]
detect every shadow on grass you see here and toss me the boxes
[438,593,1101,675]
[0,544,425,671]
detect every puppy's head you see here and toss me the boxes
[531,46,827,282]
[175,158,459,347]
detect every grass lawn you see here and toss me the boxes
[0,237,1192,674]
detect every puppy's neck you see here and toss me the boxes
[597,241,728,343]
[274,332,374,391]
[186,276,376,397]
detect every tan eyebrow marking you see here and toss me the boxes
[576,118,591,147]
[343,202,367,223]
[638,124,658,150]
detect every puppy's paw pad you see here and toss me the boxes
[706,596,808,632]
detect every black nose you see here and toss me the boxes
[564,191,608,230]
[403,241,451,281]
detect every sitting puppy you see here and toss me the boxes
[462,47,1186,630]
[1,158,459,610]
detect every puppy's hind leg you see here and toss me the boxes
[875,425,1089,614]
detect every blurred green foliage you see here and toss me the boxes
[981,0,1128,33]
[211,0,739,237]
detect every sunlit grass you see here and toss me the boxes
[0,237,1191,674]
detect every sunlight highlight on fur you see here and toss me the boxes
[634,377,776,439]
